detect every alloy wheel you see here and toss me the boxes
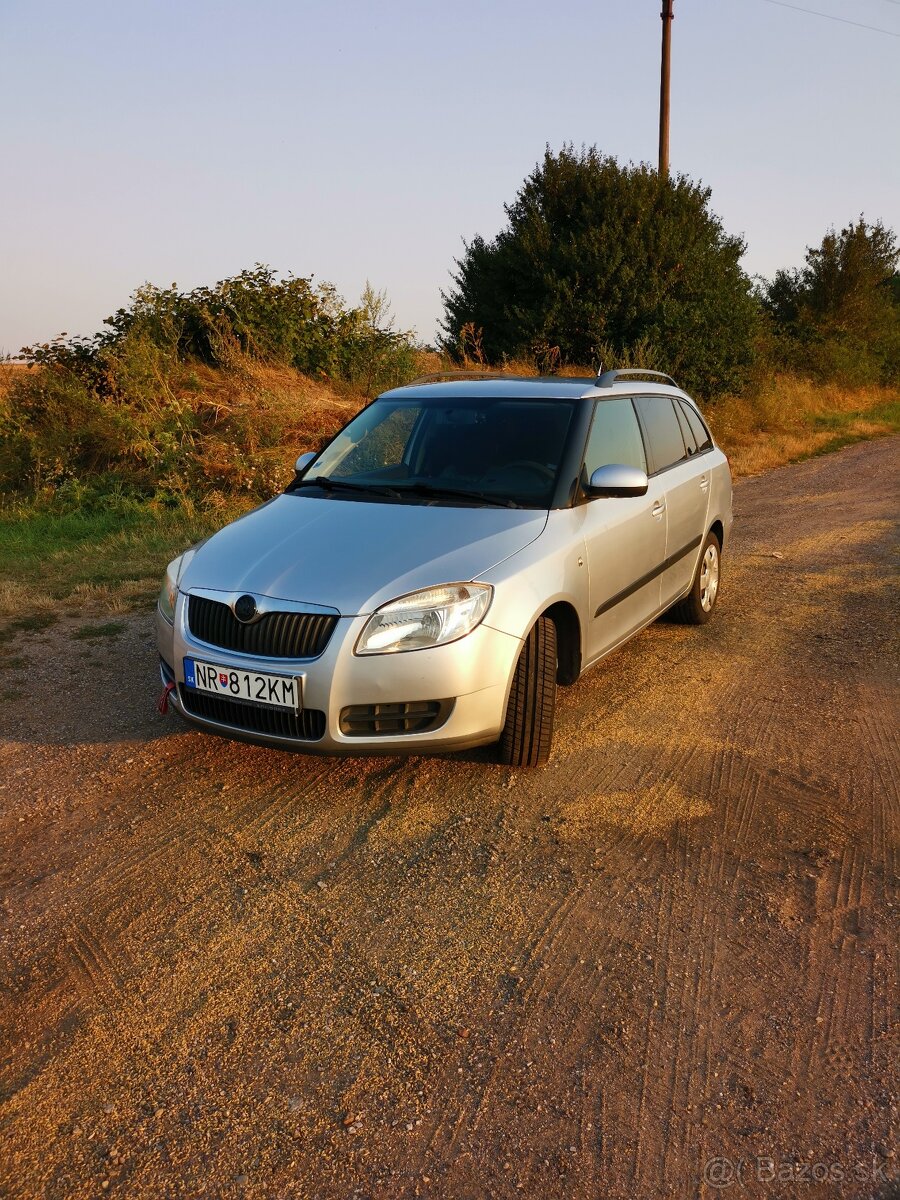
[699,543,720,612]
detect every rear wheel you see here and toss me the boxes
[498,617,557,767]
[671,531,721,625]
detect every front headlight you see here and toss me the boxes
[355,583,493,655]
[157,549,196,624]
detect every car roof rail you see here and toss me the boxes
[596,368,679,389]
[401,370,535,386]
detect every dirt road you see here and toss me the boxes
[2,439,898,1199]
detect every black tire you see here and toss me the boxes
[670,530,721,625]
[498,616,557,767]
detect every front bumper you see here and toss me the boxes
[156,595,521,755]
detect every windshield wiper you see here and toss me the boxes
[391,482,521,508]
[291,475,521,507]
[292,476,403,499]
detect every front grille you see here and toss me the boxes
[179,685,326,741]
[339,700,450,737]
[187,594,337,659]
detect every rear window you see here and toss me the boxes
[634,396,688,473]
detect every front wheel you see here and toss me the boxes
[498,616,557,767]
[671,531,721,625]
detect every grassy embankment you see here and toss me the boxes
[0,361,362,632]
[0,362,897,630]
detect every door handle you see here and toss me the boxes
[699,475,710,492]
[651,500,666,519]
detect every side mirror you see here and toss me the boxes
[294,451,317,475]
[586,463,649,497]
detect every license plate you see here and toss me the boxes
[184,657,301,710]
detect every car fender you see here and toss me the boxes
[478,508,589,648]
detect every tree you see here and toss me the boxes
[763,218,900,384]
[441,146,759,397]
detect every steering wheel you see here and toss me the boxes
[494,459,555,484]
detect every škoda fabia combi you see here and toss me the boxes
[157,370,732,766]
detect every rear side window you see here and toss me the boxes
[634,396,688,473]
[679,400,713,452]
[673,402,698,455]
[584,397,647,476]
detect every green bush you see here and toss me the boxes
[441,146,760,398]
[98,266,418,386]
[763,218,900,386]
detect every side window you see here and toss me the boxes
[674,402,698,456]
[679,400,713,452]
[634,396,688,473]
[583,397,647,477]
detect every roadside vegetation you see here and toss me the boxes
[1,147,898,623]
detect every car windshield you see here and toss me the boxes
[296,396,578,508]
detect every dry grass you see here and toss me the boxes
[0,362,28,408]
[169,360,366,496]
[706,376,899,476]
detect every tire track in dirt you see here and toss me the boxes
[585,559,867,1193]
[666,695,763,1104]
[1,742,381,1110]
[856,689,900,868]
[416,728,738,1195]
[420,885,622,1197]
[407,754,664,1189]
[64,919,131,1008]
[613,768,739,1188]
[796,844,874,1091]
[418,890,583,1166]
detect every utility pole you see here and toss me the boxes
[659,0,674,176]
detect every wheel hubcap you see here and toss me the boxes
[699,544,719,612]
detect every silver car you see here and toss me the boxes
[156,370,732,765]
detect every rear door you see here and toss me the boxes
[582,397,667,662]
[634,395,710,605]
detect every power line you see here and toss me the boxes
[760,0,900,36]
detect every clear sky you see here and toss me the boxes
[1,0,898,355]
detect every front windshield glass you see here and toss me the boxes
[302,397,578,508]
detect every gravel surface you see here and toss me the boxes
[1,437,898,1199]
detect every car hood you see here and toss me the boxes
[180,494,549,615]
